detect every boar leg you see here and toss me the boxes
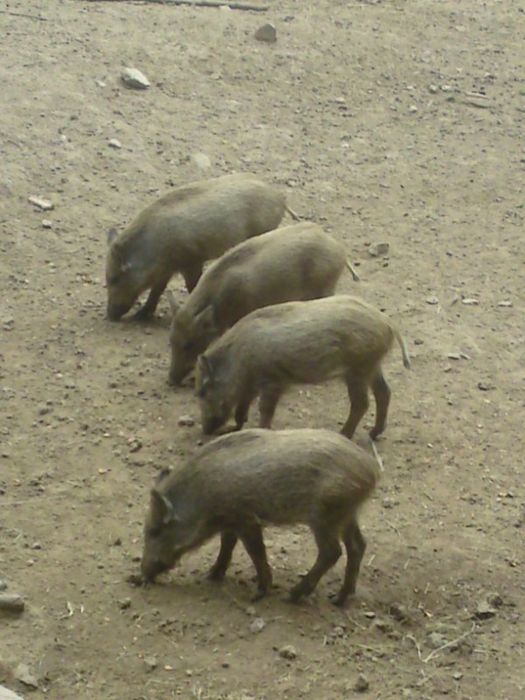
[134,276,171,320]
[258,386,283,429]
[208,531,238,581]
[238,523,273,600]
[369,370,391,440]
[341,376,369,439]
[234,389,257,429]
[288,523,342,602]
[182,263,203,293]
[332,518,366,606]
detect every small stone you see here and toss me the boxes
[42,219,53,229]
[178,415,195,427]
[14,664,38,689]
[425,296,439,305]
[428,631,447,649]
[191,152,211,170]
[372,618,393,634]
[477,381,492,391]
[486,592,503,608]
[368,242,389,257]
[245,606,256,616]
[447,353,462,360]
[389,603,409,622]
[0,593,25,614]
[462,298,479,305]
[108,138,122,149]
[127,573,144,587]
[128,438,142,453]
[254,23,277,43]
[28,195,53,211]
[408,105,418,113]
[144,656,158,671]
[474,600,497,619]
[441,84,453,92]
[428,84,439,94]
[121,67,150,90]
[363,611,376,619]
[118,597,132,610]
[0,685,25,700]
[453,672,463,681]
[497,300,512,307]
[249,617,266,634]
[354,673,369,693]
[278,645,297,660]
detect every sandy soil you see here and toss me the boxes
[1,0,524,698]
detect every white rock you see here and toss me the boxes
[121,67,150,90]
[14,664,38,689]
[178,415,195,427]
[0,685,25,700]
[368,242,389,257]
[108,139,122,149]
[249,617,266,634]
[254,23,277,43]
[191,152,211,170]
[42,219,53,229]
[28,195,53,211]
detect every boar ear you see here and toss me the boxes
[150,488,176,525]
[107,227,119,246]
[166,290,179,317]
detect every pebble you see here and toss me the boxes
[0,687,24,700]
[191,152,211,170]
[249,617,266,634]
[368,242,389,257]
[14,663,38,689]
[428,631,447,649]
[144,656,158,672]
[474,599,497,619]
[0,593,25,614]
[389,603,409,622]
[354,673,370,692]
[178,415,195,427]
[108,139,122,149]
[486,591,503,608]
[477,381,492,391]
[28,195,53,211]
[118,597,131,610]
[426,296,439,305]
[42,219,53,229]
[428,84,439,93]
[254,23,277,43]
[408,105,418,113]
[278,644,297,660]
[462,298,479,305]
[497,300,512,307]
[121,67,150,90]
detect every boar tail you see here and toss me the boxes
[345,258,360,282]
[393,328,411,369]
[285,205,301,221]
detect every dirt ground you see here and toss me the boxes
[1,0,524,698]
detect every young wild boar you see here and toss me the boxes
[105,174,289,321]
[167,222,360,385]
[195,295,411,439]
[141,428,379,605]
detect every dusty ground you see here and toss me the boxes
[1,0,524,698]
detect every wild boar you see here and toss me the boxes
[105,174,290,321]
[141,428,379,605]
[167,222,359,385]
[195,295,411,438]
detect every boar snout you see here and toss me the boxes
[141,556,171,582]
[202,414,227,435]
[106,301,133,321]
[167,362,191,387]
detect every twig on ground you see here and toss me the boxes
[369,438,384,471]
[86,0,269,10]
[0,9,47,20]
[422,622,476,663]
[406,633,422,661]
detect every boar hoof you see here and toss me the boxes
[251,588,269,603]
[369,427,383,441]
[133,306,154,321]
[207,566,227,582]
